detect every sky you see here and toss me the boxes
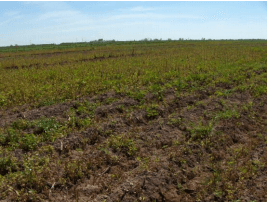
[0,1,267,46]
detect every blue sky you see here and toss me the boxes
[1,1,267,46]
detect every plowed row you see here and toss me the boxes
[0,41,267,201]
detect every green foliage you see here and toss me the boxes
[5,128,20,148]
[214,109,240,120]
[68,116,91,129]
[12,119,30,130]
[0,94,7,106]
[146,104,159,119]
[189,121,213,141]
[214,89,234,97]
[20,134,38,151]
[106,134,137,156]
[172,78,187,91]
[149,84,164,101]
[128,90,146,101]
[167,114,182,126]
[35,118,61,141]
[254,85,267,97]
[64,160,86,183]
[0,154,18,175]
[0,40,266,108]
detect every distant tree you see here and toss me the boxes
[141,38,149,42]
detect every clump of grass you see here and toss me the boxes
[188,121,213,141]
[214,109,240,120]
[167,113,182,126]
[105,134,138,156]
[146,104,160,119]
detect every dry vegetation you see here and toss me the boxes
[0,40,267,201]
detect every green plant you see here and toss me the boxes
[68,116,91,129]
[137,157,150,170]
[0,94,7,106]
[254,85,267,97]
[64,160,88,183]
[35,118,61,141]
[214,109,240,120]
[242,101,253,111]
[150,84,164,101]
[106,134,137,156]
[0,154,18,175]
[20,134,38,151]
[189,121,213,141]
[12,119,30,130]
[2,128,20,148]
[214,89,234,98]
[146,104,159,119]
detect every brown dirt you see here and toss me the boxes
[4,53,144,70]
[0,48,98,59]
[1,88,267,201]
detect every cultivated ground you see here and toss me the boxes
[0,40,267,201]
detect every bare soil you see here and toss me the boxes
[4,53,145,70]
[1,87,267,202]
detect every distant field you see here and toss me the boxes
[0,40,267,201]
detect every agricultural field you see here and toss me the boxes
[0,40,267,201]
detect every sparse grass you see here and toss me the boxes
[146,104,159,119]
[214,109,240,120]
[1,40,267,201]
[104,134,138,156]
[188,121,213,141]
